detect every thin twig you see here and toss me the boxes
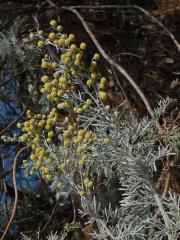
[61,6,163,133]
[155,161,170,190]
[62,5,180,52]
[1,146,28,240]
[162,171,171,198]
[154,170,171,219]
[40,200,59,234]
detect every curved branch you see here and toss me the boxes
[1,146,28,240]
[61,6,163,132]
[62,5,180,52]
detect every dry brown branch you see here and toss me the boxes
[61,6,163,133]
[162,171,171,198]
[1,146,28,240]
[40,201,59,234]
[63,5,180,52]
[154,170,171,219]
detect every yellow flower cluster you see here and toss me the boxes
[17,109,58,180]
[32,19,109,105]
[22,19,111,195]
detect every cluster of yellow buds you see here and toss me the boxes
[0,135,16,143]
[22,19,112,195]
[17,109,58,180]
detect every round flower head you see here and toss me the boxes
[80,42,87,50]
[57,25,63,32]
[37,30,44,36]
[79,191,86,197]
[50,19,57,27]
[93,53,100,61]
[38,40,45,48]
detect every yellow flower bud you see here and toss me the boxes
[60,162,67,171]
[70,44,78,52]
[48,131,54,138]
[105,105,110,111]
[57,103,65,109]
[82,104,88,111]
[48,32,56,40]
[57,89,64,97]
[37,30,44,36]
[44,167,50,174]
[75,53,83,60]
[93,53,100,61]
[99,91,108,101]
[64,140,70,147]
[46,158,53,164]
[52,62,58,68]
[46,174,53,181]
[82,155,88,161]
[53,72,60,78]
[79,191,86,197]
[30,154,36,160]
[36,160,42,167]
[17,122,22,128]
[65,39,70,46]
[86,99,93,105]
[63,131,69,138]
[75,59,81,66]
[69,34,76,42]
[100,77,107,84]
[84,131,91,141]
[38,40,45,48]
[50,19,57,27]
[79,159,85,167]
[41,75,49,83]
[80,42,87,50]
[84,178,89,186]
[87,181,94,188]
[64,57,71,65]
[57,25,63,32]
[91,72,97,80]
[76,108,83,114]
[87,79,95,87]
[47,137,52,143]
[58,38,65,45]
[99,83,105,90]
[19,135,26,142]
[41,61,49,68]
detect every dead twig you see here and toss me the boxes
[154,170,171,219]
[61,6,163,133]
[1,146,28,240]
[40,200,59,234]
[63,5,180,52]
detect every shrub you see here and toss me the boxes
[18,19,180,240]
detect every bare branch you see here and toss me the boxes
[1,146,29,240]
[62,6,163,132]
[63,5,180,52]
